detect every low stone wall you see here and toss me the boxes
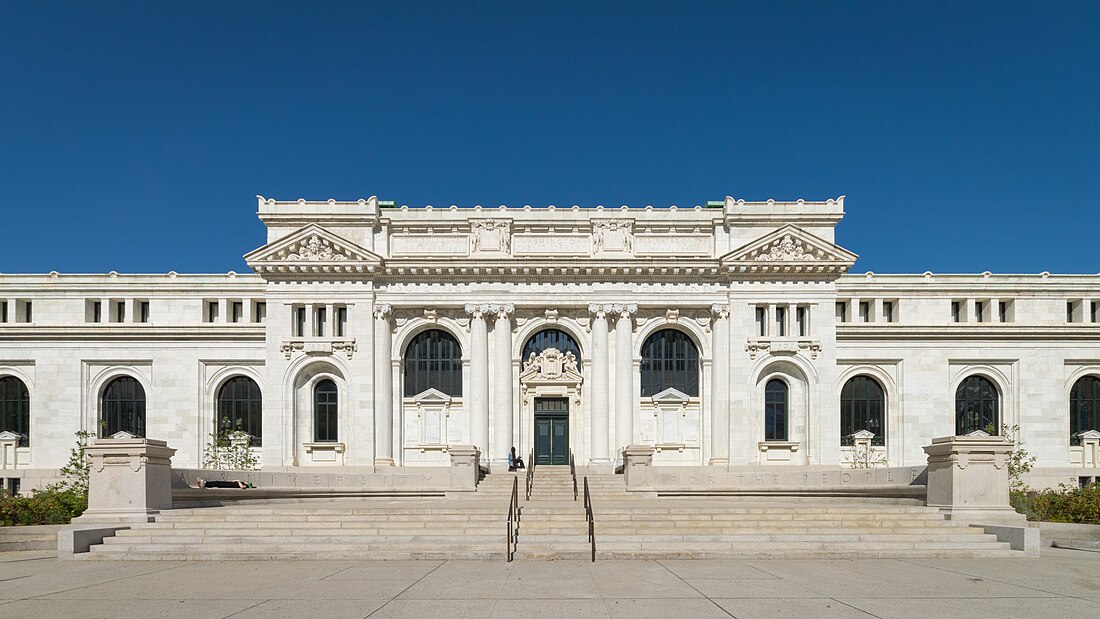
[625,462,927,496]
[173,467,455,492]
[1024,467,1100,491]
[0,524,63,551]
[1038,521,1100,547]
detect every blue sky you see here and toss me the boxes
[1,1,1098,274]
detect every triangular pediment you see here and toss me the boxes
[850,430,876,440]
[0,430,23,441]
[1075,430,1100,440]
[650,388,691,403]
[411,388,452,404]
[720,225,857,272]
[244,224,383,275]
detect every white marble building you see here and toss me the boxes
[3,195,1100,492]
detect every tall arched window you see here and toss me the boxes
[403,329,463,397]
[100,376,146,438]
[522,328,580,360]
[640,329,699,397]
[217,376,262,446]
[955,375,999,435]
[841,375,886,446]
[0,376,29,447]
[765,379,788,441]
[1070,375,1100,445]
[314,379,338,442]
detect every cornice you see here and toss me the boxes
[0,325,266,342]
[837,324,1100,342]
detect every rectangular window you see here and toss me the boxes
[755,307,766,336]
[975,300,986,323]
[999,301,1010,323]
[315,307,327,337]
[138,301,150,323]
[253,301,266,324]
[205,300,219,323]
[882,300,895,323]
[951,301,961,323]
[113,300,126,323]
[1093,302,1099,324]
[16,300,31,323]
[336,306,348,337]
[1068,300,1076,323]
[774,306,786,337]
[231,301,244,323]
[87,300,102,323]
[294,306,306,337]
[858,301,870,323]
[835,301,848,323]
[796,306,808,336]
[0,301,6,322]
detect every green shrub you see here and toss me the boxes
[1012,484,1100,524]
[0,489,87,526]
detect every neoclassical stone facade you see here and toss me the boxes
[3,195,1100,491]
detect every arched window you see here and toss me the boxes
[100,376,146,438]
[640,329,699,397]
[0,376,29,447]
[314,379,338,442]
[841,375,886,446]
[955,375,999,435]
[765,379,788,441]
[522,328,580,360]
[1070,375,1100,445]
[403,329,463,397]
[216,376,262,446]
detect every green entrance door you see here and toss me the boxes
[534,397,569,465]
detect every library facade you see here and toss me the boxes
[3,195,1100,492]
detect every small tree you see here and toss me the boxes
[995,423,1036,493]
[202,417,259,471]
[46,430,93,496]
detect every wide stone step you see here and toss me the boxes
[81,549,505,561]
[591,540,1010,551]
[105,534,504,545]
[90,541,504,553]
[593,548,1021,560]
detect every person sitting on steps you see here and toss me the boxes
[509,446,525,471]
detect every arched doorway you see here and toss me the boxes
[520,328,582,465]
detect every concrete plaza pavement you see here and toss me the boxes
[1,548,1099,618]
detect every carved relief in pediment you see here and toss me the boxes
[244,224,382,274]
[521,347,581,383]
[721,225,857,270]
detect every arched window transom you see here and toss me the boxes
[313,379,338,442]
[0,376,30,447]
[955,375,999,436]
[217,376,262,446]
[521,329,580,360]
[640,329,699,397]
[765,379,788,441]
[1070,375,1100,445]
[841,375,886,446]
[403,329,463,397]
[100,376,146,438]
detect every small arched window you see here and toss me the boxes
[955,375,999,435]
[403,329,463,397]
[640,329,700,397]
[1070,375,1100,445]
[314,379,338,442]
[522,329,580,360]
[764,379,788,441]
[216,376,262,446]
[100,376,146,438]
[0,376,30,447]
[841,375,886,446]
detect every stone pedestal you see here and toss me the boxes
[448,445,481,492]
[623,445,655,491]
[60,438,176,559]
[923,435,1024,524]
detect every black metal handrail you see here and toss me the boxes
[525,449,534,500]
[507,475,519,561]
[583,476,595,562]
[569,451,578,501]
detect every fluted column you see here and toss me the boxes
[589,304,611,465]
[709,303,730,465]
[465,304,490,453]
[492,303,515,471]
[373,304,394,466]
[615,304,637,454]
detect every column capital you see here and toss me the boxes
[589,303,636,319]
[710,303,730,320]
[464,303,514,320]
[373,303,393,320]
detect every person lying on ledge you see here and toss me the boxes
[196,479,253,489]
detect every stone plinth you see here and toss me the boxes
[448,445,480,492]
[923,435,1024,524]
[623,445,655,491]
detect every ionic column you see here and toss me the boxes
[589,304,611,465]
[615,304,637,453]
[709,303,730,465]
[492,304,515,471]
[466,304,490,453]
[373,304,394,466]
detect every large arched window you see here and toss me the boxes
[522,328,580,360]
[1070,375,1100,445]
[0,376,29,447]
[217,376,262,446]
[955,375,999,435]
[765,379,788,441]
[640,329,699,397]
[314,379,338,442]
[100,376,146,438]
[841,375,886,446]
[404,329,463,397]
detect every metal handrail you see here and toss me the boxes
[569,451,578,501]
[525,449,534,500]
[583,476,595,562]
[507,475,519,561]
